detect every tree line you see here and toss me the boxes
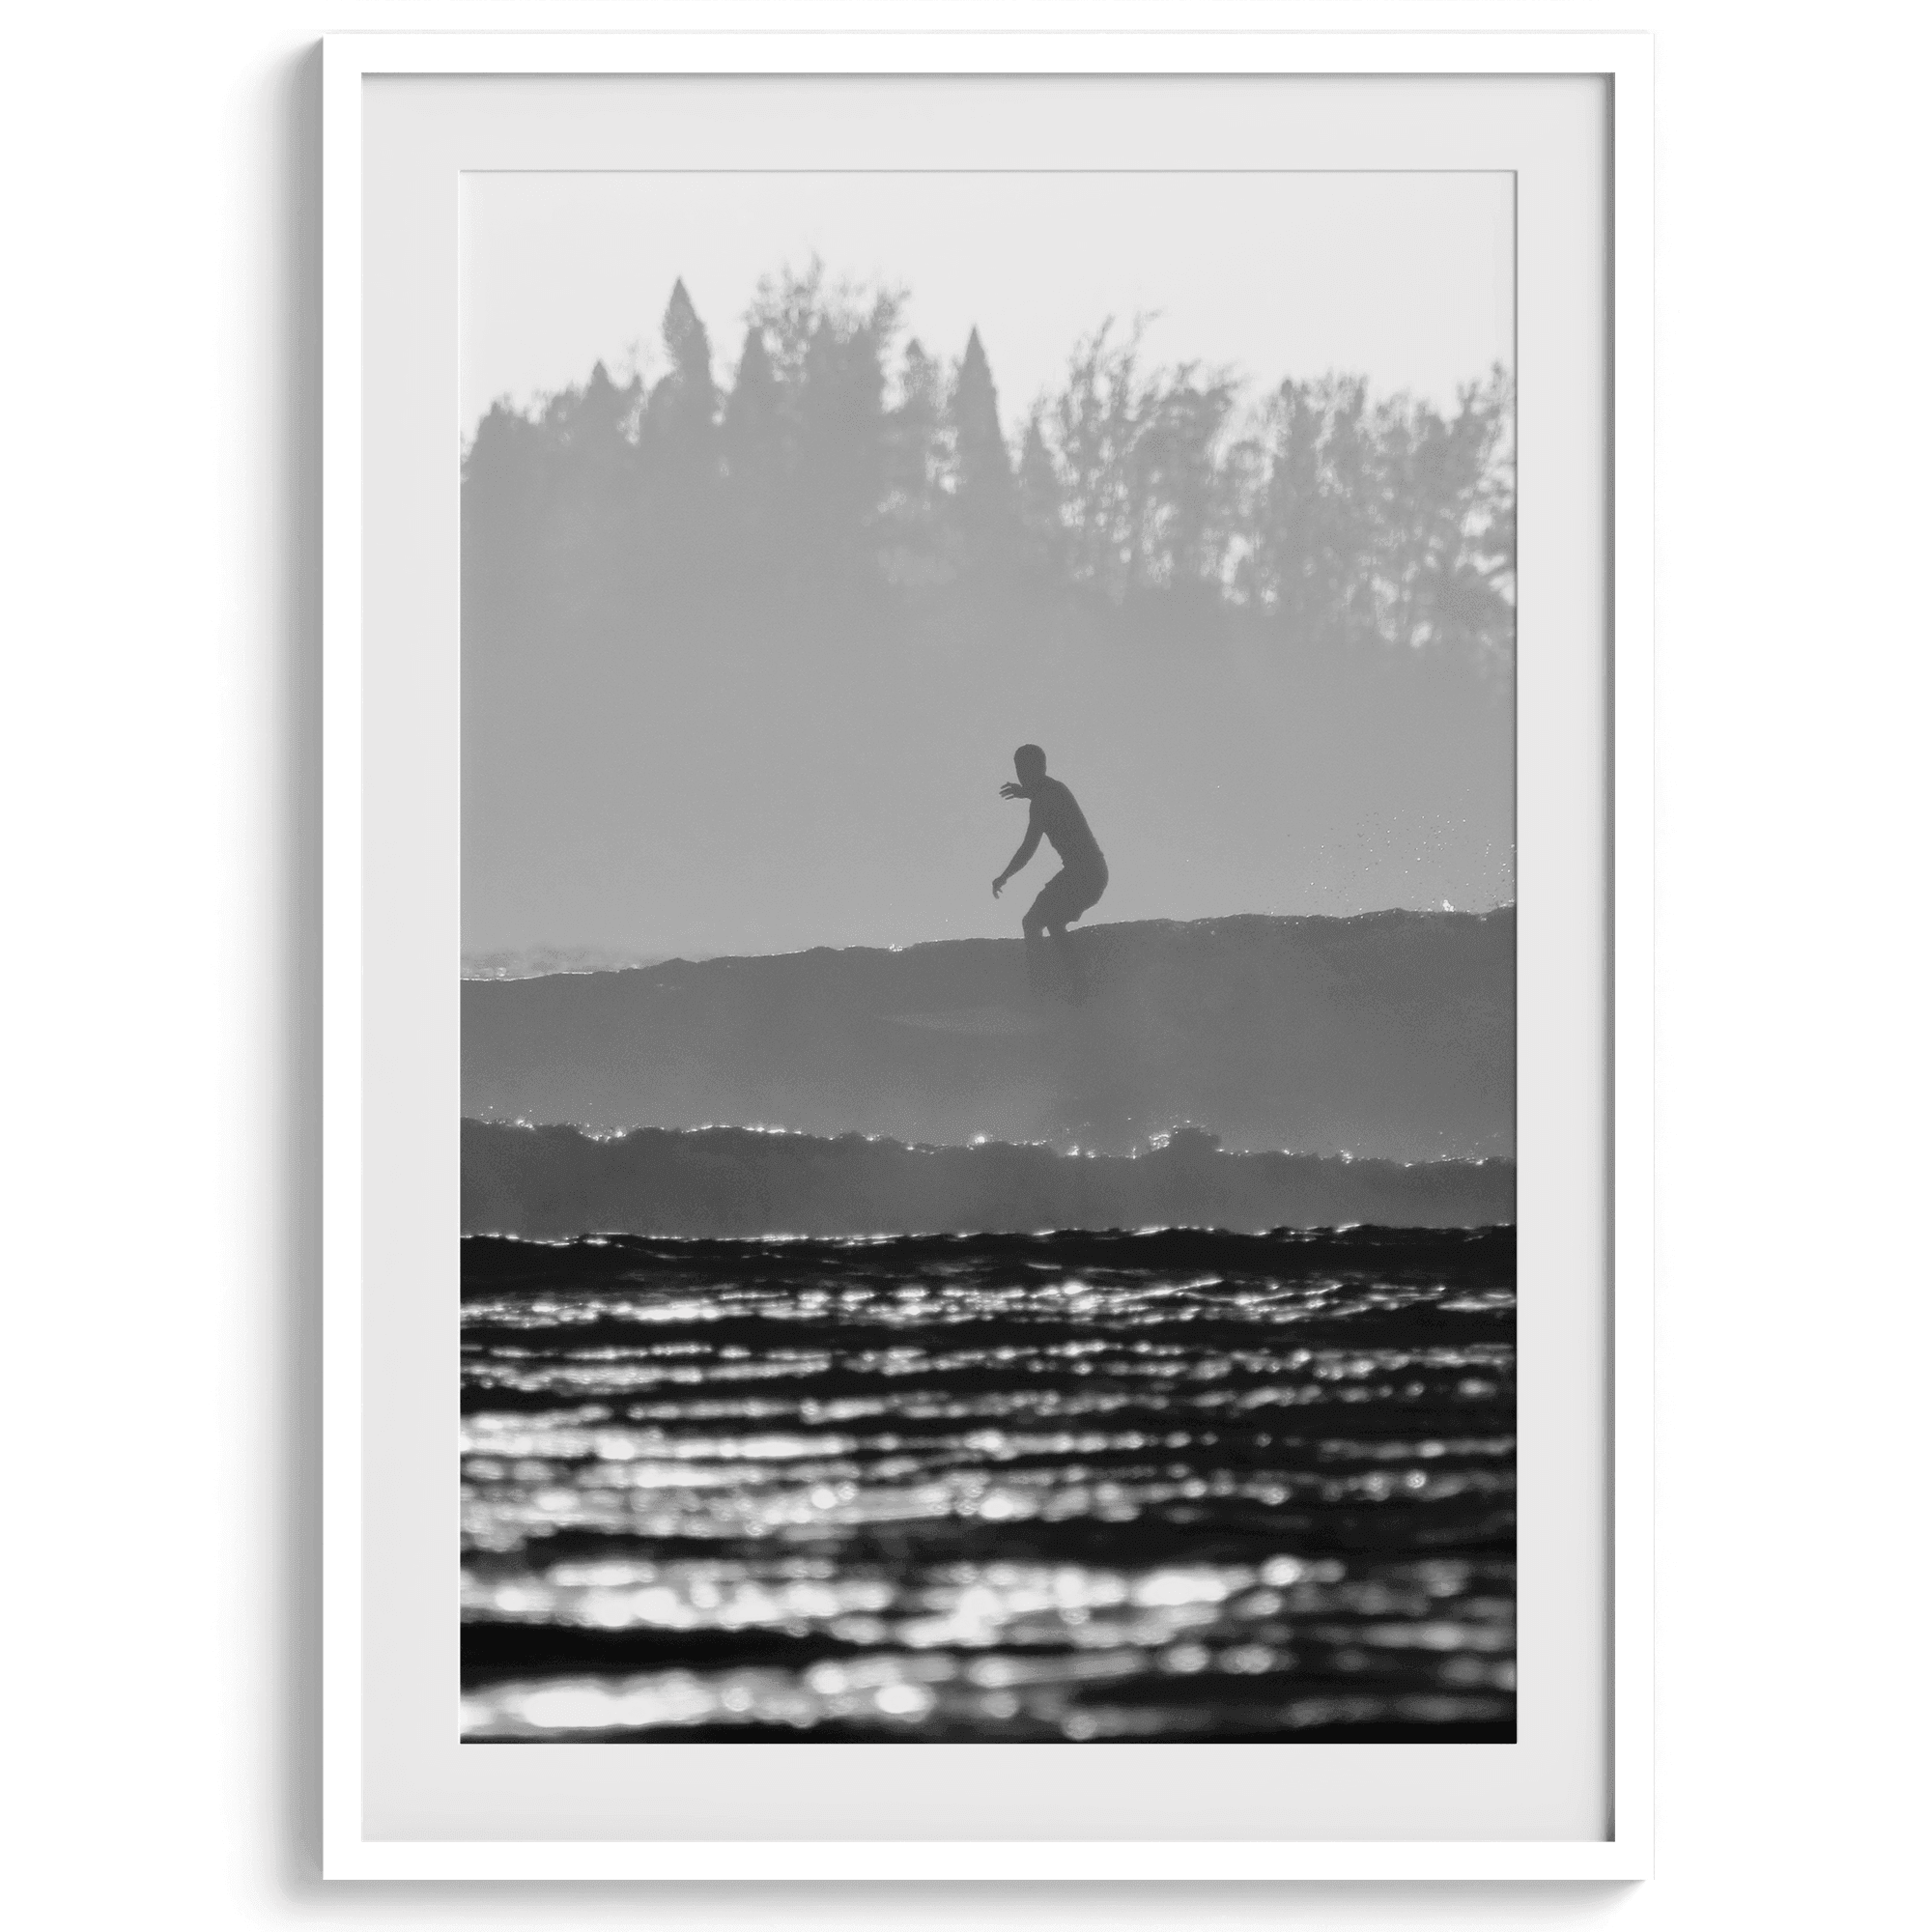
[463,262,1515,668]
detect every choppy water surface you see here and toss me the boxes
[462,1227,1515,1743]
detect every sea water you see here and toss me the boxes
[460,1226,1515,1743]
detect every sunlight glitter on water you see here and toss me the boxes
[461,1228,1517,1742]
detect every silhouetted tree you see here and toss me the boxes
[1452,367,1516,669]
[1131,363,1241,593]
[1016,411,1065,581]
[747,258,832,390]
[462,401,548,630]
[722,324,785,548]
[543,360,639,588]
[795,319,889,569]
[1236,375,1384,646]
[647,279,718,461]
[949,327,1014,559]
[883,337,944,552]
[740,262,905,577]
[635,281,721,574]
[462,266,1515,668]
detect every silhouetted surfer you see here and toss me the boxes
[992,744,1108,998]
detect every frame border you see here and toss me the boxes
[322,14,1654,1882]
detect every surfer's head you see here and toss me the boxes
[1013,744,1047,787]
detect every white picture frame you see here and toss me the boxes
[322,12,1653,1881]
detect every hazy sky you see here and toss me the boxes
[461,171,1513,439]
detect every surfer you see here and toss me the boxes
[992,744,1108,997]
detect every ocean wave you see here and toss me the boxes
[463,945,681,981]
[464,908,1516,1161]
[463,1122,1515,1240]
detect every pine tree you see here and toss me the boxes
[462,401,547,621]
[797,315,890,567]
[951,329,1010,514]
[950,327,1015,567]
[722,324,785,545]
[547,360,638,578]
[648,279,718,469]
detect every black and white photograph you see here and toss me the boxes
[457,168,1520,1746]
[18,0,1932,1918]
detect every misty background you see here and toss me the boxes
[461,173,1515,966]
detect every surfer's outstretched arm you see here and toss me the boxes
[992,824,1041,898]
